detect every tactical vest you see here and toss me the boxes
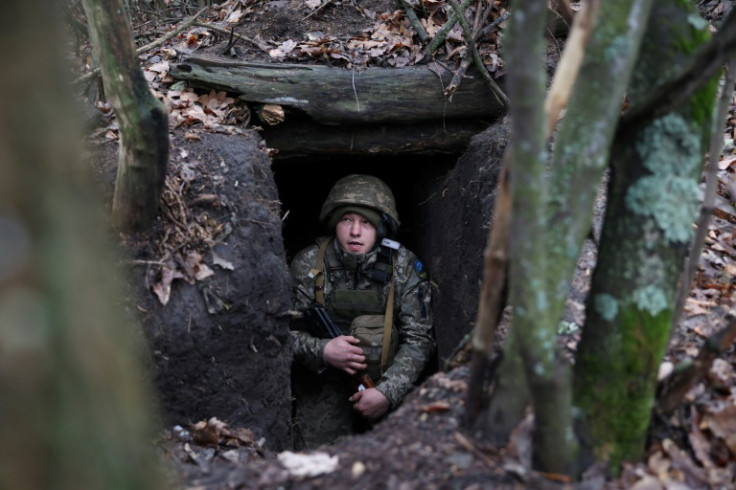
[311,237,399,378]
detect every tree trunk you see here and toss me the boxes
[0,2,164,489]
[573,0,718,471]
[170,58,506,125]
[493,0,578,475]
[82,0,169,233]
[482,1,657,461]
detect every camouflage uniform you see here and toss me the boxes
[290,176,435,449]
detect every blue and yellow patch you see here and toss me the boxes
[414,259,428,280]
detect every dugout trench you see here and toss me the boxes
[269,131,507,368]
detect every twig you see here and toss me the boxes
[424,0,476,57]
[471,0,486,36]
[671,57,736,330]
[442,0,495,97]
[478,10,510,41]
[447,0,509,108]
[74,6,208,86]
[454,431,497,467]
[400,0,428,42]
[656,311,736,414]
[191,21,268,51]
[304,0,333,20]
[465,154,510,426]
[543,0,600,135]
[445,57,471,98]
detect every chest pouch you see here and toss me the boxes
[349,314,398,381]
[332,289,384,322]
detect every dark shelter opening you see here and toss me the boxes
[270,120,508,375]
[272,154,457,265]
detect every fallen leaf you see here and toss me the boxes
[662,438,707,488]
[703,405,736,457]
[419,401,450,413]
[222,426,255,446]
[190,417,227,446]
[212,251,234,270]
[185,250,215,281]
[148,60,170,74]
[277,451,339,478]
[718,155,736,170]
[152,262,186,305]
[628,474,662,490]
[658,361,674,381]
[226,8,244,23]
[688,406,715,470]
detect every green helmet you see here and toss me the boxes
[319,174,400,227]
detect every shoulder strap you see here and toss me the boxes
[311,237,330,306]
[380,252,397,374]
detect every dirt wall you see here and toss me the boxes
[427,119,509,365]
[125,132,294,451]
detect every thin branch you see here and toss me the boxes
[74,6,208,86]
[445,57,471,98]
[477,10,510,41]
[400,0,428,42]
[444,0,497,97]
[544,0,600,135]
[425,0,476,57]
[465,154,510,425]
[671,57,736,330]
[191,21,268,51]
[303,0,333,20]
[447,0,509,108]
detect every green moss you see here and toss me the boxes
[576,304,672,471]
[690,77,719,133]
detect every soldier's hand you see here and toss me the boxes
[323,336,367,375]
[349,388,390,420]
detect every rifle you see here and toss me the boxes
[304,305,375,392]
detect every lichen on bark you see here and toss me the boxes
[572,0,718,473]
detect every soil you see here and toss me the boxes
[108,131,294,451]
[82,1,736,489]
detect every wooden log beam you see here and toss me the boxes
[260,119,490,159]
[170,57,506,125]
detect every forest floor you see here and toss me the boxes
[72,0,736,488]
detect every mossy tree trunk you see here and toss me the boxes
[474,0,721,477]
[0,2,164,489]
[572,0,718,471]
[82,0,169,233]
[480,0,655,473]
[500,0,579,475]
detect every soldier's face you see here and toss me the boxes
[335,212,377,255]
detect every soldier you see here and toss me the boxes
[290,174,435,449]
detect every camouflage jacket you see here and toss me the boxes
[290,237,435,409]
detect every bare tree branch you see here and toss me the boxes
[620,6,736,131]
